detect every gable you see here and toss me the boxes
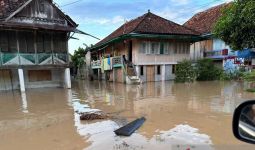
[9,0,76,27]
[0,0,77,31]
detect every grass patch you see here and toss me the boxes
[246,89,255,92]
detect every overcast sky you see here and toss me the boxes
[54,0,232,54]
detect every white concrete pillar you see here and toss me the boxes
[162,65,166,81]
[65,68,71,89]
[18,69,25,92]
[135,65,139,76]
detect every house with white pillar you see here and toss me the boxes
[0,0,82,91]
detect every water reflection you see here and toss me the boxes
[21,92,28,113]
[70,81,255,149]
[0,81,255,150]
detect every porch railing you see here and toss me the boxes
[91,56,123,70]
[204,49,229,58]
[112,56,123,67]
[0,52,68,66]
[91,60,101,69]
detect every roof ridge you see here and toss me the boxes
[96,12,148,45]
[131,12,150,33]
[184,2,229,25]
[136,12,198,35]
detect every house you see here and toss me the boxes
[184,3,242,72]
[0,0,82,91]
[88,11,200,84]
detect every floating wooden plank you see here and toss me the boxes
[114,117,146,136]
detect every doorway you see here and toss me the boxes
[146,66,155,82]
[128,41,132,62]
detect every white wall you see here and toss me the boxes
[165,65,175,80]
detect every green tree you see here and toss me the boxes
[72,47,86,68]
[175,60,196,83]
[213,0,255,50]
[196,59,222,81]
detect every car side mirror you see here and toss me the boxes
[233,100,255,144]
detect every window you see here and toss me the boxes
[168,43,174,54]
[18,31,34,53]
[174,43,178,54]
[160,42,164,54]
[9,31,17,52]
[140,66,144,76]
[172,65,176,74]
[37,32,52,53]
[44,33,52,53]
[160,42,169,54]
[186,44,190,54]
[164,43,169,54]
[151,42,159,54]
[0,30,17,53]
[139,42,147,53]
[53,33,67,53]
[157,65,161,75]
[40,3,45,13]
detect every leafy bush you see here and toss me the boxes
[246,89,255,92]
[220,70,244,81]
[196,59,222,81]
[243,71,255,82]
[175,60,196,83]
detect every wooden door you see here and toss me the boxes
[146,66,155,82]
[0,70,13,90]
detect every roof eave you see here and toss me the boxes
[89,33,202,52]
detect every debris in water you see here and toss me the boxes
[114,117,146,136]
[80,112,109,120]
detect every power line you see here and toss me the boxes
[60,0,84,8]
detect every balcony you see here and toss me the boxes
[0,53,68,66]
[112,56,123,67]
[204,49,236,59]
[91,56,123,70]
[91,60,101,69]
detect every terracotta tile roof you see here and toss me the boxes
[184,3,231,34]
[95,12,199,47]
[0,0,28,19]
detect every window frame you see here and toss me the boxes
[140,42,147,54]
[150,42,159,54]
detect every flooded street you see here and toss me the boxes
[1,81,255,150]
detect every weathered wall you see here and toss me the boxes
[190,39,213,60]
[114,68,124,83]
[165,65,175,80]
[155,65,162,82]
[0,69,19,91]
[136,65,147,82]
[132,39,190,65]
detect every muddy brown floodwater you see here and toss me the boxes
[0,81,255,150]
